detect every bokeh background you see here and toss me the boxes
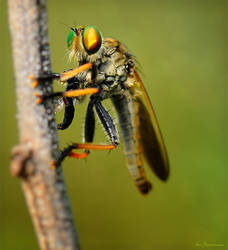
[0,0,226,249]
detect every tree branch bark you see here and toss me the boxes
[8,1,80,249]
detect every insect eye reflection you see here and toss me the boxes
[67,29,75,48]
[82,25,102,54]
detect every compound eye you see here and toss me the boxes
[67,29,75,47]
[82,26,102,54]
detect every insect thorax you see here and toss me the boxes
[78,38,136,99]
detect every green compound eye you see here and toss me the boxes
[67,29,75,47]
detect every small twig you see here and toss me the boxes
[8,0,80,249]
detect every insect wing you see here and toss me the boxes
[54,96,64,113]
[133,69,169,180]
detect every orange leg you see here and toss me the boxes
[60,63,92,82]
[52,144,117,171]
[30,62,95,103]
[53,143,117,168]
[63,88,99,97]
[29,62,93,87]
[69,151,89,159]
[75,143,116,150]
[34,87,99,104]
[68,143,116,159]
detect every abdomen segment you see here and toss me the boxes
[112,93,152,194]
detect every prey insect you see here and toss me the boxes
[31,25,169,194]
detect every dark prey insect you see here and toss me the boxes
[31,25,169,194]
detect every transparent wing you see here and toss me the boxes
[133,69,169,180]
[54,96,65,113]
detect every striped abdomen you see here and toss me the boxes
[112,93,152,194]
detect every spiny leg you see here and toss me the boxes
[83,96,119,146]
[84,99,95,143]
[56,97,119,165]
[30,63,94,129]
[29,62,105,167]
[30,62,93,104]
[29,73,60,88]
[58,97,75,130]
[57,90,95,159]
[30,62,93,88]
[55,143,116,166]
[94,97,119,146]
[55,144,89,166]
[57,77,80,130]
[60,63,92,82]
[35,87,100,104]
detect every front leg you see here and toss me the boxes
[30,62,93,88]
[57,77,80,130]
[34,87,99,104]
[57,97,75,130]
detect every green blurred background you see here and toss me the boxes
[0,0,226,249]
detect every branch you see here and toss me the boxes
[8,1,80,249]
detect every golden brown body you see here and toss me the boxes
[67,26,169,194]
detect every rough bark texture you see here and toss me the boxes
[8,0,80,249]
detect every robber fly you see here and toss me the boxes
[31,25,169,194]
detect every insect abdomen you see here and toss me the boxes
[124,152,152,194]
[112,93,152,194]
